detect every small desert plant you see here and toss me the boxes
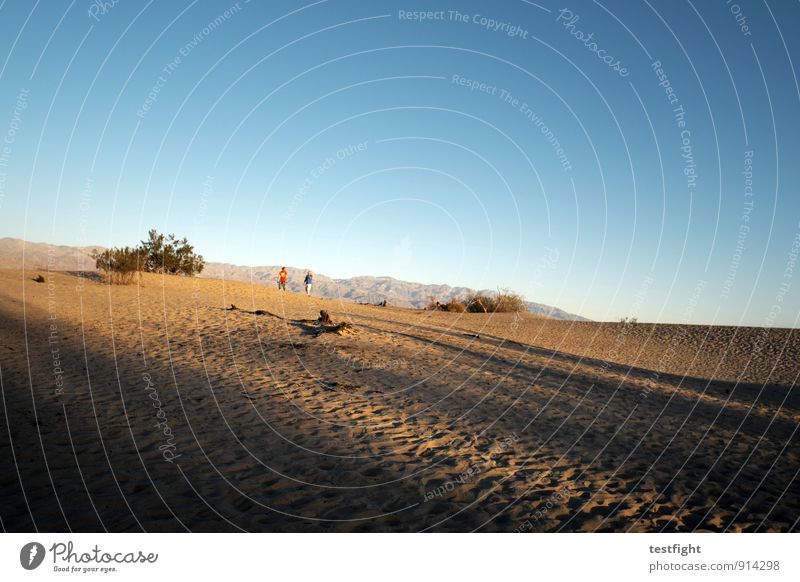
[91,229,204,284]
[619,316,639,325]
[139,229,204,275]
[466,293,492,313]
[33,274,45,283]
[426,295,441,311]
[443,299,466,312]
[93,246,143,285]
[426,296,466,312]
[466,289,526,313]
[493,288,527,313]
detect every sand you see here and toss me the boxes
[0,268,797,532]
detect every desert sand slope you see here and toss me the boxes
[0,268,797,532]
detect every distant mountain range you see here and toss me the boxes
[199,263,588,320]
[0,237,98,271]
[0,237,588,321]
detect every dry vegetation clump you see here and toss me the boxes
[426,296,467,312]
[444,299,466,312]
[466,289,527,313]
[92,246,142,285]
[427,289,526,314]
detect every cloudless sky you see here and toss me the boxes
[0,0,798,326]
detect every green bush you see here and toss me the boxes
[92,229,205,284]
[140,229,204,275]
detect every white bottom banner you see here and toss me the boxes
[1,533,796,581]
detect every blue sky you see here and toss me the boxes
[0,0,798,326]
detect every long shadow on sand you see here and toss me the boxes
[1,296,797,532]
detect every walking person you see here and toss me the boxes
[278,267,288,291]
[304,271,313,296]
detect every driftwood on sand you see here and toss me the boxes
[311,310,355,336]
[223,306,354,335]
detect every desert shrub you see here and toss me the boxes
[466,289,526,313]
[91,229,204,285]
[426,295,441,311]
[33,274,45,283]
[493,288,527,313]
[140,229,204,275]
[426,296,466,312]
[466,293,493,313]
[619,316,638,325]
[444,299,466,312]
[93,246,142,285]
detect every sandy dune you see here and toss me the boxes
[0,268,797,532]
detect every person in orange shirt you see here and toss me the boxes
[278,267,288,291]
